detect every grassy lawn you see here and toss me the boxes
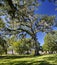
[0,54,57,65]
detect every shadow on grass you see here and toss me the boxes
[0,54,42,59]
[0,56,31,59]
[0,55,38,59]
[0,61,55,65]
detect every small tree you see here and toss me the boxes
[13,38,32,54]
[42,31,57,54]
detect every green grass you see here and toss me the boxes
[0,54,57,65]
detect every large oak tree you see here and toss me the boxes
[0,0,56,55]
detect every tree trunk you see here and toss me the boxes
[2,44,7,54]
[33,34,40,56]
[34,46,40,56]
[5,49,7,54]
[12,49,14,55]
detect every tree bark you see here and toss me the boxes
[4,49,7,54]
[12,49,14,55]
[33,34,40,56]
[34,43,40,55]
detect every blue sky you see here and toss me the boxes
[36,0,57,15]
[35,0,57,46]
[37,32,46,46]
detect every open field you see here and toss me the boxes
[0,54,57,65]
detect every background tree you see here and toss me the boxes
[42,31,57,53]
[11,38,32,54]
[0,37,8,54]
[6,35,17,54]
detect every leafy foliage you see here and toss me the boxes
[12,38,32,54]
[0,18,5,29]
[43,31,57,52]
